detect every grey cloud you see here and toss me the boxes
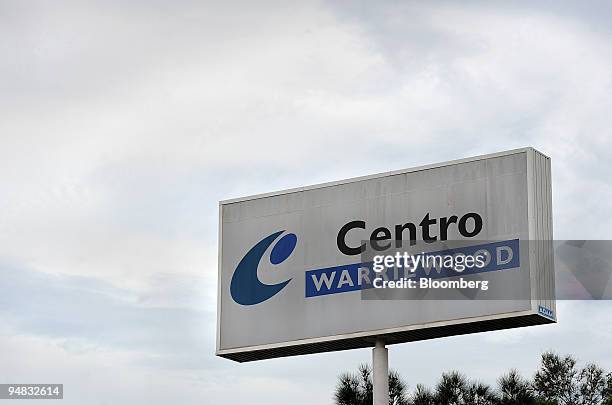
[2,1,612,403]
[0,262,216,370]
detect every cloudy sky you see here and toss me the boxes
[2,1,612,404]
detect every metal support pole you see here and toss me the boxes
[372,338,389,405]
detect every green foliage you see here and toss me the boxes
[533,352,578,405]
[389,369,409,405]
[336,371,364,405]
[334,364,408,405]
[498,369,536,405]
[433,371,469,405]
[335,364,371,405]
[429,372,498,405]
[335,352,611,405]
[534,400,558,405]
[532,353,607,405]
[464,381,498,405]
[579,363,606,405]
[409,385,434,405]
[603,373,612,402]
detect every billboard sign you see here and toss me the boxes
[216,148,555,362]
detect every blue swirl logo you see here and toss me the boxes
[230,231,297,305]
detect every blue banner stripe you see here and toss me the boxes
[305,239,520,297]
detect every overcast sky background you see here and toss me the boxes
[1,1,612,404]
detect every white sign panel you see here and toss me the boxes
[217,148,555,362]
